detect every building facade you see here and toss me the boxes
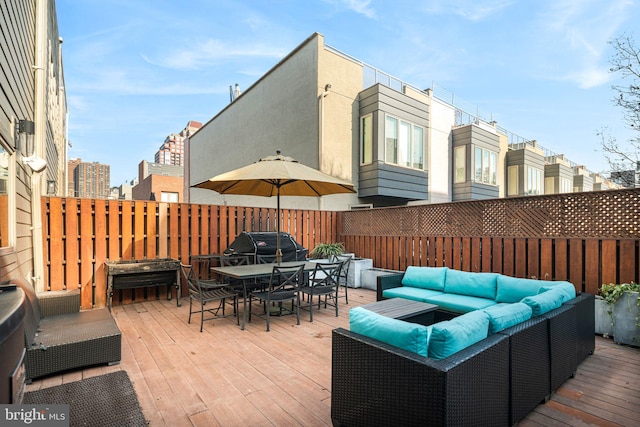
[132,160,183,202]
[67,158,110,198]
[1,0,68,290]
[188,33,619,211]
[155,120,202,166]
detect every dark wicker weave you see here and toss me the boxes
[24,370,146,426]
[331,328,509,427]
[564,292,595,364]
[544,303,578,392]
[498,315,550,425]
[14,279,122,381]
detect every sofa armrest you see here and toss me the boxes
[376,273,404,301]
[36,289,80,317]
[331,327,509,426]
[564,292,595,364]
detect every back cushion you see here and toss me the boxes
[483,302,533,334]
[538,281,576,303]
[444,270,498,300]
[521,289,565,316]
[428,310,489,360]
[349,307,431,357]
[496,275,548,303]
[401,266,447,291]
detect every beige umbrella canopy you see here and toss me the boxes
[194,151,356,263]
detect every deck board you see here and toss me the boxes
[26,288,640,426]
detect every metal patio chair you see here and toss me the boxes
[181,263,238,332]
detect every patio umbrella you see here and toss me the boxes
[193,150,356,263]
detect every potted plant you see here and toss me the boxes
[309,242,345,259]
[598,282,640,347]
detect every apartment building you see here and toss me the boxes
[67,158,110,198]
[188,33,616,210]
[155,120,202,166]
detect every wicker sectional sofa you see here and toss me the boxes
[331,267,594,426]
[13,275,122,381]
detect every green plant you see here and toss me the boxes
[599,282,640,329]
[599,282,640,305]
[310,242,345,259]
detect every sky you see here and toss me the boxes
[56,0,640,186]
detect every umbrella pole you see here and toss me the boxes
[276,189,282,265]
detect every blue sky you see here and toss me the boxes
[57,0,639,186]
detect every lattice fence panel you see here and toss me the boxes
[341,189,640,239]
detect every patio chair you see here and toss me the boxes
[299,261,343,322]
[181,263,238,332]
[248,264,305,331]
[330,254,352,304]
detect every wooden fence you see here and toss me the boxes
[41,198,339,309]
[339,189,640,295]
[42,189,640,309]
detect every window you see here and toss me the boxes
[384,114,425,170]
[385,116,398,164]
[361,114,372,164]
[560,177,572,193]
[473,147,498,185]
[412,126,424,169]
[160,192,179,202]
[508,165,519,196]
[526,166,543,195]
[454,146,466,183]
[399,121,411,167]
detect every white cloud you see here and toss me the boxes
[565,67,612,89]
[143,39,287,71]
[322,0,376,18]
[423,0,515,21]
[531,0,634,88]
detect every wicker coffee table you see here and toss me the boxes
[360,298,438,324]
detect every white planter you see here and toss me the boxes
[594,296,614,337]
[360,268,401,291]
[613,291,640,347]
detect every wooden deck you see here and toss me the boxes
[26,288,640,426]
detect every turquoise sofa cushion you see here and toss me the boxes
[428,310,490,360]
[382,287,443,302]
[483,302,533,334]
[424,293,497,314]
[444,269,498,300]
[538,281,576,303]
[401,266,447,291]
[521,289,565,316]
[496,275,548,303]
[349,307,431,357]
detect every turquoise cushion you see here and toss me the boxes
[424,293,497,314]
[428,310,490,360]
[538,281,576,303]
[349,307,431,357]
[483,302,533,334]
[382,287,444,302]
[521,289,565,316]
[401,266,447,291]
[444,269,498,300]
[496,275,548,303]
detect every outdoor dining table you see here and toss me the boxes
[211,261,318,330]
